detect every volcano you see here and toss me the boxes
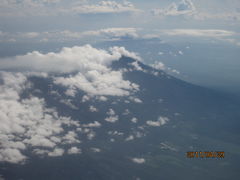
[0,46,240,180]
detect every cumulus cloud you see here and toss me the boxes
[130,61,145,71]
[152,0,196,17]
[105,117,118,124]
[125,135,134,141]
[54,70,138,96]
[150,61,165,71]
[82,121,101,128]
[96,96,108,101]
[62,131,80,144]
[86,131,96,140]
[178,50,184,55]
[91,147,101,153]
[151,0,240,21]
[0,72,81,164]
[146,116,169,127]
[48,148,64,157]
[131,157,145,164]
[129,96,143,103]
[67,147,82,154]
[0,45,140,97]
[0,45,119,73]
[131,117,138,123]
[105,109,119,123]
[0,148,27,164]
[89,105,98,112]
[82,95,91,102]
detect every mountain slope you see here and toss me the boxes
[0,49,240,180]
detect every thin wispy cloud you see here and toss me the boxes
[0,0,140,17]
[159,29,236,37]
[0,28,139,43]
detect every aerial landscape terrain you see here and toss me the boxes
[0,0,240,180]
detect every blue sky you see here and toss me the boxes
[0,0,239,43]
[0,0,240,93]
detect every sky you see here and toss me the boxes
[0,0,240,166]
[0,0,239,43]
[0,0,240,93]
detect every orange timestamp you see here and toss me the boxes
[186,151,225,158]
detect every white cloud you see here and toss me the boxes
[105,116,119,123]
[105,109,119,123]
[63,131,80,144]
[95,28,139,39]
[20,32,40,38]
[54,70,138,97]
[89,105,98,112]
[0,28,140,43]
[146,116,169,127]
[146,120,161,127]
[152,0,196,17]
[108,131,124,136]
[131,157,145,164]
[150,61,165,71]
[151,0,240,21]
[107,108,116,116]
[159,29,235,38]
[171,69,180,74]
[71,1,140,14]
[96,96,108,101]
[130,61,144,71]
[129,96,143,103]
[131,117,138,123]
[91,147,101,153]
[150,61,179,75]
[0,0,140,17]
[178,50,183,55]
[23,134,57,148]
[0,148,27,164]
[87,131,96,140]
[48,148,64,157]
[0,72,81,164]
[125,135,134,141]
[110,46,142,61]
[60,99,78,109]
[67,147,82,154]
[82,121,101,128]
[0,45,140,97]
[82,95,91,102]
[33,149,50,156]
[0,45,119,73]
[82,27,139,40]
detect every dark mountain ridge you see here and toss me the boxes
[0,56,240,180]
